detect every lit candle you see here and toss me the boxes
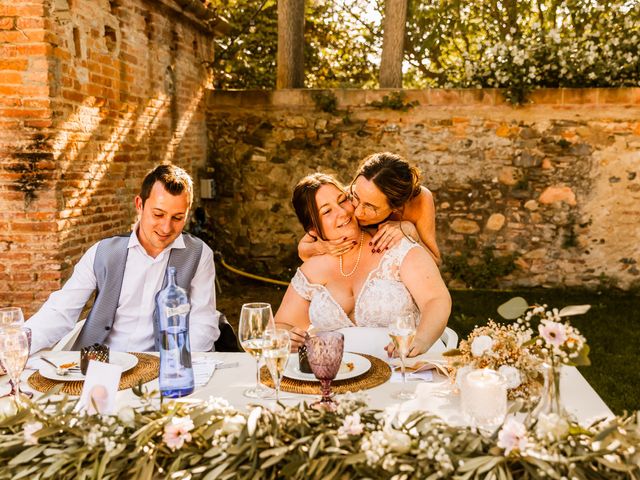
[460,368,507,429]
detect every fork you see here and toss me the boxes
[40,357,81,374]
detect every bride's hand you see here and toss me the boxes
[370,221,418,253]
[385,337,429,358]
[276,323,307,352]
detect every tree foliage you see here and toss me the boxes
[206,0,640,99]
[207,0,379,89]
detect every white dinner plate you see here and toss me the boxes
[284,352,371,382]
[38,351,138,382]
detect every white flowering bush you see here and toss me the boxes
[0,389,638,479]
[405,0,640,103]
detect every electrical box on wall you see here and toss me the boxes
[200,178,215,199]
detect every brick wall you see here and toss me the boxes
[205,88,640,291]
[0,0,215,315]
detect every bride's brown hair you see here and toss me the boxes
[354,152,421,210]
[292,173,346,241]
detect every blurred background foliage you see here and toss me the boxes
[205,0,639,101]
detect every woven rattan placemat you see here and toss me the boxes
[28,353,159,396]
[260,353,391,394]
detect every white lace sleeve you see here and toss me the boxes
[291,268,316,301]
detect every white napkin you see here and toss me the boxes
[390,369,433,383]
[192,357,221,387]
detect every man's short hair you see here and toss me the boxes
[139,164,193,206]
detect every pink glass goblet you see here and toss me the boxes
[305,332,344,411]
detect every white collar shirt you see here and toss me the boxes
[26,224,220,353]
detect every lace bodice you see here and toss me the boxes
[291,238,421,330]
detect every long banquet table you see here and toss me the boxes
[4,351,611,425]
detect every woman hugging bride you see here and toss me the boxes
[274,161,451,359]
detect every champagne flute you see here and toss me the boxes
[0,308,27,395]
[306,331,344,411]
[238,303,274,398]
[262,329,291,403]
[0,327,29,405]
[389,315,417,400]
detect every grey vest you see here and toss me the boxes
[71,232,204,351]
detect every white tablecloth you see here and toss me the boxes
[4,352,613,425]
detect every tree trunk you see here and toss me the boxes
[379,0,408,88]
[277,0,305,89]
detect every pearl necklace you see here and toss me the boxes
[339,231,365,277]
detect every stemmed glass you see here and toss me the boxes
[0,307,29,396]
[0,307,25,328]
[388,314,417,400]
[0,327,30,404]
[262,329,291,403]
[238,303,274,398]
[306,332,344,411]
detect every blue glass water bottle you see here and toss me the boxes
[156,266,194,397]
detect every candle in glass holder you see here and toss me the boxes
[460,368,507,430]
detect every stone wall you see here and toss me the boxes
[205,88,640,291]
[0,0,216,315]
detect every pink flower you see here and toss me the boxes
[497,418,527,455]
[23,421,43,445]
[163,416,194,451]
[538,320,567,347]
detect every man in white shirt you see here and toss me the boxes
[25,164,220,353]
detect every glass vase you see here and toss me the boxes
[531,361,564,419]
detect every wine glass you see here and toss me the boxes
[388,314,417,400]
[306,331,344,411]
[0,308,27,395]
[0,307,24,329]
[262,329,291,403]
[0,327,29,404]
[238,303,274,398]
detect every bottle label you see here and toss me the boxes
[165,303,191,318]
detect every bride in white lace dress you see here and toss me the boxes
[275,173,451,357]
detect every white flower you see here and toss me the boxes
[498,365,522,389]
[338,413,364,437]
[163,416,194,451]
[23,421,43,445]
[221,414,246,435]
[539,320,567,347]
[103,438,117,453]
[247,406,262,436]
[497,418,528,455]
[471,335,494,357]
[117,406,135,426]
[536,413,569,441]
[383,427,411,454]
[85,425,102,448]
[362,430,387,465]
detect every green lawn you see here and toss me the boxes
[448,289,640,415]
[217,273,640,415]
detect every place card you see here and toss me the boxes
[76,360,122,415]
